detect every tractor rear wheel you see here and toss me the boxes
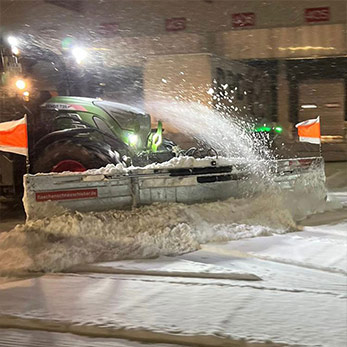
[33,140,119,173]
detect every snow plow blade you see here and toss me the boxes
[23,157,326,220]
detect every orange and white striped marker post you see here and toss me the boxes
[295,116,321,145]
[0,116,28,156]
[295,116,321,156]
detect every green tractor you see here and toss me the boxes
[0,35,177,203]
[31,96,176,173]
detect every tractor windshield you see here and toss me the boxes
[94,100,150,133]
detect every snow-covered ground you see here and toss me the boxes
[0,162,346,346]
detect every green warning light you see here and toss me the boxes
[252,125,283,133]
[254,126,271,132]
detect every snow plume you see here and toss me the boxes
[0,193,296,275]
[147,99,273,178]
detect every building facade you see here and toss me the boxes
[1,0,346,159]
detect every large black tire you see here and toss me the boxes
[32,140,120,173]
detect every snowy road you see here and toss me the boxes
[0,165,346,346]
[0,209,346,345]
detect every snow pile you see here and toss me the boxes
[29,156,237,176]
[0,193,296,274]
[83,156,237,175]
[31,162,127,177]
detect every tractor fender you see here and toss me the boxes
[32,128,130,157]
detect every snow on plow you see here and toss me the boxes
[23,156,326,220]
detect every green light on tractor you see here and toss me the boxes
[128,134,138,147]
[253,125,283,133]
[151,121,163,152]
[254,126,271,132]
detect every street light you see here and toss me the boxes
[7,36,20,56]
[7,36,19,47]
[72,46,88,64]
[15,79,26,90]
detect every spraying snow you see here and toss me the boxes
[149,100,272,165]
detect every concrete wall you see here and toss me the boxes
[2,0,345,33]
[1,0,346,62]
[144,54,273,123]
[216,24,346,59]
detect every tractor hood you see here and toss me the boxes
[40,96,152,150]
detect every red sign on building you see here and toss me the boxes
[97,22,119,37]
[232,12,256,28]
[305,7,330,23]
[166,18,186,32]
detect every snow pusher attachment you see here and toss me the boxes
[23,156,326,220]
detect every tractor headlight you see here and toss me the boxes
[128,134,138,146]
[23,91,30,101]
[12,47,19,55]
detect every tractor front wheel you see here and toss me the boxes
[33,140,118,173]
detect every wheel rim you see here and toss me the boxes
[52,160,86,173]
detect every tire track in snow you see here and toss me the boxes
[66,264,261,281]
[201,244,347,275]
[0,316,289,347]
[241,253,347,275]
[0,328,179,347]
[56,272,346,299]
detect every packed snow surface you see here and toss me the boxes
[0,217,346,346]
